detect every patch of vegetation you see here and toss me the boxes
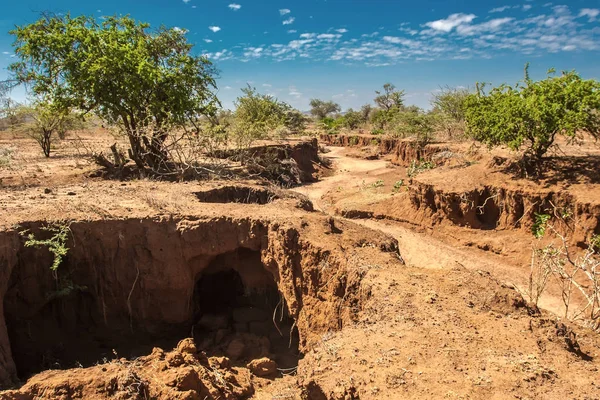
[532,213,551,239]
[389,108,435,146]
[528,214,600,331]
[232,86,306,148]
[375,83,405,111]
[309,99,341,120]
[464,64,600,163]
[0,147,15,167]
[21,223,71,271]
[407,160,435,177]
[430,86,470,139]
[392,180,404,192]
[12,102,83,157]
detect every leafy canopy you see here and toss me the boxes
[9,14,219,168]
[309,99,341,120]
[14,102,83,157]
[233,86,306,146]
[374,83,405,111]
[431,86,470,123]
[464,65,600,159]
[389,107,435,146]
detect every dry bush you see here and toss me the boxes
[93,114,231,181]
[0,146,16,167]
[528,217,600,331]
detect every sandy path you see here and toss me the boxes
[294,146,564,313]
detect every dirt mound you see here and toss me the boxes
[2,338,255,400]
[214,139,325,186]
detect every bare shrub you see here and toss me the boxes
[528,212,600,331]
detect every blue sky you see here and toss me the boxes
[0,0,599,111]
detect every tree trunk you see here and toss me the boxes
[41,131,51,158]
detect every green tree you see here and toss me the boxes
[342,109,363,130]
[390,108,435,146]
[431,86,470,123]
[233,86,305,146]
[465,65,600,161]
[309,99,341,120]
[9,14,219,170]
[375,83,405,111]
[360,104,373,122]
[14,102,83,157]
[370,107,399,130]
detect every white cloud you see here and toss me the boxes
[289,86,302,97]
[490,6,511,13]
[361,32,379,38]
[173,27,188,34]
[283,17,295,25]
[425,13,477,32]
[202,4,598,66]
[287,30,297,34]
[262,83,272,87]
[336,28,348,33]
[456,17,513,36]
[523,5,532,11]
[205,49,233,61]
[279,9,291,15]
[209,26,221,33]
[183,0,190,3]
[383,36,418,47]
[192,5,196,8]
[579,8,600,21]
[243,47,264,59]
[224,86,232,90]
[317,33,341,40]
[204,39,213,43]
[228,3,241,11]
[2,51,10,55]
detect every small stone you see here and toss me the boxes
[226,339,246,360]
[247,357,278,377]
[67,191,76,196]
[176,338,197,354]
[166,352,185,367]
[210,356,230,369]
[44,188,52,194]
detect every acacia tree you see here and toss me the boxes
[360,104,373,121]
[374,83,405,111]
[464,65,600,161]
[9,14,219,170]
[309,99,340,120]
[431,86,470,122]
[15,102,82,157]
[233,86,306,147]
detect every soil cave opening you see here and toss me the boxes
[3,243,300,383]
[192,248,300,372]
